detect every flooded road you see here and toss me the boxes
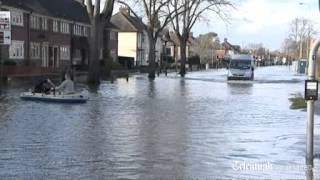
[0,66,319,179]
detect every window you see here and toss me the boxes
[73,24,89,36]
[74,24,82,36]
[30,42,41,59]
[110,31,116,40]
[41,17,47,30]
[30,15,40,29]
[83,27,88,37]
[60,21,70,34]
[9,41,24,59]
[73,49,81,61]
[11,11,23,26]
[53,20,59,32]
[165,48,171,55]
[60,46,70,60]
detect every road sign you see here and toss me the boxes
[0,11,11,45]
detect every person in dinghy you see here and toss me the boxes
[33,78,55,94]
[52,73,75,94]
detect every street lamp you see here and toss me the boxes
[299,2,313,59]
[162,31,170,76]
[0,0,3,96]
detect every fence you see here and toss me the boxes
[1,66,59,77]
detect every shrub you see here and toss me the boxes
[188,55,200,65]
[103,60,125,76]
[289,93,307,109]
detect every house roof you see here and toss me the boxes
[222,39,241,53]
[110,12,144,32]
[105,21,119,31]
[168,31,195,46]
[2,0,90,24]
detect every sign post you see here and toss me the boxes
[305,38,320,180]
[0,10,11,95]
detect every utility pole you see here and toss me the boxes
[299,40,303,59]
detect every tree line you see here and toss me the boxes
[282,17,317,61]
[85,0,233,84]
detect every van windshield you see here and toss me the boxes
[229,60,251,70]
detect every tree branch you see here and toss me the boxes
[85,0,94,21]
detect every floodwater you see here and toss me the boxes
[0,66,319,179]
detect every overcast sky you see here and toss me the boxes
[108,0,320,50]
[193,0,320,50]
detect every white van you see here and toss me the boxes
[227,54,254,80]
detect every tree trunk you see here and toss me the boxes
[148,36,156,80]
[87,20,103,84]
[180,39,187,77]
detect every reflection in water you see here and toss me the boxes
[0,66,319,179]
[227,82,253,95]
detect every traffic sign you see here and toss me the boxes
[0,11,11,45]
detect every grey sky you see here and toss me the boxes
[105,0,320,50]
[193,0,320,50]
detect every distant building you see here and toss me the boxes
[166,31,195,63]
[1,0,91,73]
[220,38,241,56]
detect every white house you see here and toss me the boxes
[111,7,164,67]
[111,7,146,67]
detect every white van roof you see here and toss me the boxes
[231,54,253,60]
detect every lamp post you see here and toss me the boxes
[164,40,169,76]
[299,2,312,60]
[304,2,320,179]
[0,0,3,96]
[162,31,170,76]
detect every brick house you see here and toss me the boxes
[0,0,91,75]
[103,22,118,63]
[166,31,195,63]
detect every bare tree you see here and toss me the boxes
[191,32,217,65]
[168,0,232,77]
[85,0,115,84]
[118,0,180,79]
[282,38,296,59]
[287,18,317,59]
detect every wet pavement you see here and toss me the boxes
[0,66,319,179]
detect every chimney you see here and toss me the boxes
[224,38,228,43]
[119,6,130,16]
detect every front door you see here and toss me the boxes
[41,43,49,67]
[49,46,59,68]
